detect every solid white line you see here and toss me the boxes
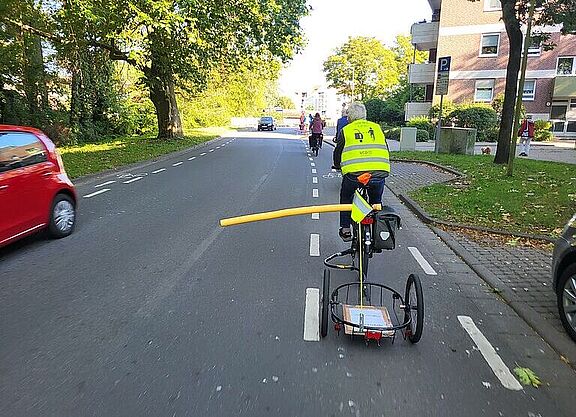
[95,180,115,188]
[457,316,523,391]
[312,188,319,198]
[152,168,166,174]
[84,188,110,198]
[309,233,320,256]
[188,156,196,161]
[312,177,318,184]
[312,169,317,174]
[200,152,207,156]
[123,177,143,184]
[172,162,183,166]
[311,162,316,167]
[311,213,320,220]
[303,288,320,341]
[408,247,437,275]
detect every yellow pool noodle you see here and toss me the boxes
[220,204,382,227]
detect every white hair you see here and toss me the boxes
[347,102,366,122]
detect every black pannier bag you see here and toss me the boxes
[373,206,401,251]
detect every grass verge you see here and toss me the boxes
[60,127,228,179]
[393,151,575,237]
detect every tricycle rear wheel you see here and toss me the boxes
[404,273,424,343]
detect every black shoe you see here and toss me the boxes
[339,228,352,242]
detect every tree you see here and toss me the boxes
[474,0,576,164]
[323,37,400,100]
[3,0,308,138]
[276,96,296,109]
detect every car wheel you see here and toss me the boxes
[557,264,576,342]
[48,194,76,238]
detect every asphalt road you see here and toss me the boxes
[1,128,575,416]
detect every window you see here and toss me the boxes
[526,38,542,57]
[550,104,567,120]
[475,79,495,102]
[480,34,500,56]
[484,0,501,11]
[557,57,575,75]
[522,80,536,101]
[570,99,576,110]
[0,132,47,173]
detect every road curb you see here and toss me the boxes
[430,225,576,368]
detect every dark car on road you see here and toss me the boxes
[257,116,276,131]
[0,125,77,248]
[553,213,576,341]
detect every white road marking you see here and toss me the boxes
[303,288,320,341]
[95,180,115,188]
[312,188,319,198]
[152,168,166,174]
[200,152,207,156]
[408,247,437,275]
[309,233,320,256]
[209,149,214,152]
[216,146,220,149]
[312,168,317,174]
[84,189,110,198]
[123,177,143,184]
[457,316,523,391]
[312,213,320,220]
[309,157,313,161]
[172,162,183,166]
[188,156,196,161]
[312,177,318,184]
[311,162,316,167]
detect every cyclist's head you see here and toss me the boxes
[314,112,321,118]
[341,107,349,117]
[347,102,366,122]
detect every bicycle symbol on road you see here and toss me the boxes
[322,172,342,179]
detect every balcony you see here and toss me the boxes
[405,102,433,121]
[410,21,439,51]
[553,76,576,98]
[409,63,435,85]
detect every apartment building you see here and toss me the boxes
[406,0,576,138]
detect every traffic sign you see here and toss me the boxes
[435,56,451,96]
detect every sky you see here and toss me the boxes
[278,0,433,95]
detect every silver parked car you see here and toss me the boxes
[553,213,576,342]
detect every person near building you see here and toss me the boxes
[332,102,390,241]
[518,116,535,157]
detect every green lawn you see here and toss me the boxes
[393,151,576,237]
[60,127,228,179]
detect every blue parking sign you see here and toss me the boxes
[438,56,451,73]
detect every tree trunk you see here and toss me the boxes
[22,32,48,128]
[495,0,523,164]
[147,64,183,139]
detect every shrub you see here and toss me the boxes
[448,104,498,141]
[383,127,401,141]
[416,129,429,142]
[365,98,385,123]
[407,116,434,138]
[429,100,456,120]
[484,127,499,143]
[534,120,553,142]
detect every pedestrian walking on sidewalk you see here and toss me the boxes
[518,116,535,157]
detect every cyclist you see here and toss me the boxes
[335,107,349,139]
[332,102,390,241]
[309,112,324,149]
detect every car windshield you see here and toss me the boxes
[260,117,273,123]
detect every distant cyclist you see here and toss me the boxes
[335,107,349,139]
[332,102,390,241]
[309,112,324,149]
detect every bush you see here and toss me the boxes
[448,104,498,141]
[416,129,429,142]
[534,120,553,142]
[384,127,401,141]
[484,127,499,142]
[407,116,434,138]
[365,98,385,123]
[429,100,456,120]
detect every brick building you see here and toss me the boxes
[406,0,576,138]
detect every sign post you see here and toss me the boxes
[435,56,451,151]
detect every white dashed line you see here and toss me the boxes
[458,316,522,391]
[95,180,115,188]
[309,234,320,256]
[172,162,183,166]
[312,169,317,174]
[188,156,196,161]
[309,157,313,161]
[123,177,143,184]
[303,288,320,341]
[84,189,110,198]
[216,146,220,149]
[209,149,214,152]
[311,213,320,220]
[152,168,166,174]
[200,153,207,156]
[408,247,437,275]
[311,162,316,167]
[312,189,319,198]
[312,177,318,184]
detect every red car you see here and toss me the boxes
[0,125,77,247]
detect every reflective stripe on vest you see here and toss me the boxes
[341,120,390,175]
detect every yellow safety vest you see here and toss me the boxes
[341,120,390,175]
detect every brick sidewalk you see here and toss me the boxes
[389,161,560,333]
